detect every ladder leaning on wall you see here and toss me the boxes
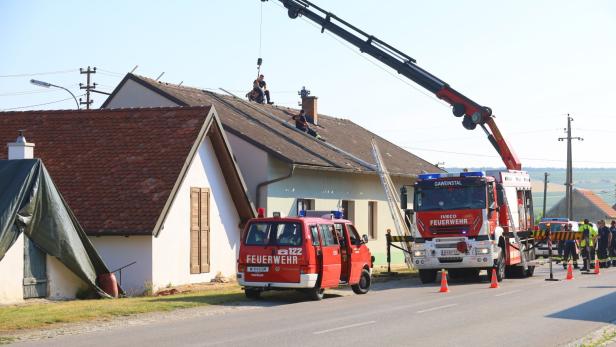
[370,139,413,268]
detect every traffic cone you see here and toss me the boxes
[439,269,449,293]
[489,268,499,289]
[594,258,600,275]
[566,262,574,280]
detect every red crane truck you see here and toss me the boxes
[268,0,537,283]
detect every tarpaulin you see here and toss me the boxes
[0,159,117,298]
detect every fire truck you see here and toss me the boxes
[268,0,538,283]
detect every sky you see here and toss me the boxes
[1,0,615,168]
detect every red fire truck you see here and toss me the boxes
[268,0,538,283]
[237,210,374,300]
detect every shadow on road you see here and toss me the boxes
[547,291,616,323]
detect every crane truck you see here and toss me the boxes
[267,0,537,283]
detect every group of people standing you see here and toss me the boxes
[558,219,616,271]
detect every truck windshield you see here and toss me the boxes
[245,222,302,246]
[539,223,568,232]
[415,185,486,211]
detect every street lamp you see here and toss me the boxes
[30,79,80,109]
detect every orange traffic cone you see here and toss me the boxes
[594,258,600,275]
[566,262,574,280]
[489,268,499,289]
[439,270,449,293]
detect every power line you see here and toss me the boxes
[0,94,86,111]
[0,69,77,78]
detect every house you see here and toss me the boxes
[0,107,254,295]
[0,135,116,304]
[102,73,444,266]
[547,188,616,223]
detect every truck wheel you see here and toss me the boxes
[495,248,505,282]
[525,266,535,277]
[306,287,325,301]
[244,288,261,299]
[418,269,437,284]
[352,269,371,294]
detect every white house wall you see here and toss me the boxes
[89,236,152,296]
[266,160,414,267]
[104,79,179,109]
[0,234,24,304]
[226,132,269,206]
[46,256,88,300]
[152,137,241,290]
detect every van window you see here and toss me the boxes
[309,225,320,246]
[334,224,347,247]
[245,222,302,246]
[319,224,338,246]
[347,224,361,246]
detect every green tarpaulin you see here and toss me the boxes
[0,159,116,298]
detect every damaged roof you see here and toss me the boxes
[102,73,443,176]
[0,107,254,236]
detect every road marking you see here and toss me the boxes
[416,303,458,313]
[313,320,376,335]
[494,290,521,297]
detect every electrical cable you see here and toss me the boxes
[0,69,77,78]
[1,94,85,111]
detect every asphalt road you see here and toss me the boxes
[15,264,616,347]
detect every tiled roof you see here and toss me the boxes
[577,189,616,218]
[0,107,253,235]
[104,74,443,176]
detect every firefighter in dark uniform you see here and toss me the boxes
[610,221,616,267]
[597,220,612,268]
[562,223,579,269]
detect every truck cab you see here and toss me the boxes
[237,210,373,300]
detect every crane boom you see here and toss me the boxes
[268,0,522,170]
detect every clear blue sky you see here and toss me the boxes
[2,0,615,168]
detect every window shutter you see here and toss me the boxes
[200,188,211,273]
[190,188,201,274]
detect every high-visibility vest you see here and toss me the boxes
[580,224,598,247]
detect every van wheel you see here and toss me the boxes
[352,269,371,294]
[244,288,261,299]
[418,269,437,284]
[306,287,325,301]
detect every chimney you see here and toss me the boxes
[7,130,35,160]
[299,86,318,125]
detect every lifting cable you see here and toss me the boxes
[256,0,265,76]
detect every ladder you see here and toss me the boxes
[370,139,413,267]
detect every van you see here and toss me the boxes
[237,211,374,300]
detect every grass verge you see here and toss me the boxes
[0,286,244,334]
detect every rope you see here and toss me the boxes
[257,1,264,77]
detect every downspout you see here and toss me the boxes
[256,164,296,211]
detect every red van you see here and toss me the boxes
[237,211,374,300]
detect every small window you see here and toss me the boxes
[368,201,378,239]
[297,198,314,215]
[347,224,362,246]
[274,223,302,246]
[319,224,338,246]
[341,200,355,222]
[309,225,320,246]
[245,223,271,246]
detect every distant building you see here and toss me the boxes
[547,188,616,223]
[102,73,444,265]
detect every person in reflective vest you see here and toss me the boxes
[579,219,598,271]
[597,220,612,268]
[562,223,579,269]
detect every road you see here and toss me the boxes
[14,264,616,347]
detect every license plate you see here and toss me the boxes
[441,249,460,256]
[247,266,269,273]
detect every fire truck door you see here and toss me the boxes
[318,224,342,288]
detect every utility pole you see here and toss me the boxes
[79,66,97,109]
[542,172,549,218]
[558,115,583,220]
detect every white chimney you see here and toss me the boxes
[7,131,35,160]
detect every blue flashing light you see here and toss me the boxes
[332,211,343,219]
[298,210,306,217]
[460,171,485,177]
[418,173,442,180]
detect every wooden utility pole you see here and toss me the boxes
[558,115,583,220]
[79,66,97,109]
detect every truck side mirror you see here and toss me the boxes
[362,234,369,244]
